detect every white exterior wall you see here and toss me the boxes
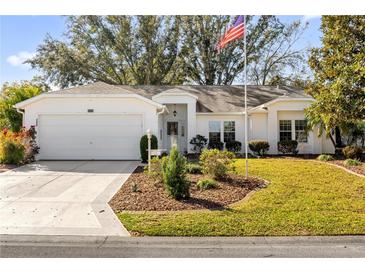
[19,93,335,156]
[153,94,197,153]
[196,114,245,152]
[161,104,188,151]
[264,99,335,154]
[322,133,336,154]
[266,100,310,154]
[249,113,268,141]
[23,97,160,144]
[277,110,314,154]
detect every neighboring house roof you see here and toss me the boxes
[17,81,313,113]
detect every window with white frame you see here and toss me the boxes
[209,121,221,142]
[295,120,308,143]
[224,121,235,142]
[279,120,292,141]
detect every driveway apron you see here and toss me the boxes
[0,161,138,236]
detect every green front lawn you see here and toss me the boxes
[118,159,365,236]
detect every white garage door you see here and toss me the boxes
[38,114,143,160]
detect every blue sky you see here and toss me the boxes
[0,15,322,87]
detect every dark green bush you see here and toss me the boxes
[186,163,202,174]
[139,134,158,163]
[189,135,208,153]
[197,178,218,190]
[162,147,189,199]
[208,141,224,150]
[0,140,25,164]
[248,140,270,156]
[200,149,235,179]
[225,141,242,153]
[342,146,363,159]
[278,140,298,155]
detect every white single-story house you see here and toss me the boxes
[14,81,334,160]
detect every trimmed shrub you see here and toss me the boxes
[342,146,363,160]
[139,134,158,163]
[197,178,218,190]
[248,140,270,156]
[0,127,37,164]
[186,163,202,174]
[278,140,298,155]
[344,159,361,166]
[162,147,189,199]
[0,140,25,164]
[225,140,242,153]
[208,141,224,150]
[145,156,165,182]
[200,149,235,179]
[189,135,208,153]
[317,154,334,161]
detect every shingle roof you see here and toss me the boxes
[52,81,134,95]
[52,82,312,113]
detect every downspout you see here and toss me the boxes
[15,107,25,128]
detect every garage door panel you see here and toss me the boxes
[38,114,143,160]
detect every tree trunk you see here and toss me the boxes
[335,127,343,147]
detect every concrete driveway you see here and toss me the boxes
[0,161,138,236]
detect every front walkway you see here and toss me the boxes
[0,161,138,236]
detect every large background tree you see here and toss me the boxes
[249,20,307,85]
[0,81,47,131]
[29,15,307,87]
[306,16,365,146]
[181,16,307,85]
[28,16,184,88]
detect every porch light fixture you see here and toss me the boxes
[173,104,177,117]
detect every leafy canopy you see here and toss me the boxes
[0,81,45,132]
[28,16,184,88]
[306,16,365,139]
[28,16,307,87]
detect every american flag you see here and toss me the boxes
[217,15,245,50]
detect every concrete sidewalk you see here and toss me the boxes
[1,235,365,257]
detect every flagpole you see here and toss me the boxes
[244,15,248,179]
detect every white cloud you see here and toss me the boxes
[302,15,321,23]
[6,51,35,68]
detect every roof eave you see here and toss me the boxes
[14,93,164,109]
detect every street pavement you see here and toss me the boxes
[1,235,364,258]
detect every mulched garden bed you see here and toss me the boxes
[109,166,267,211]
[330,160,365,176]
[0,164,18,173]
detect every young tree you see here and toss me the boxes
[28,16,185,88]
[306,16,365,147]
[0,81,45,131]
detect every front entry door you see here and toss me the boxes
[166,121,187,153]
[167,121,178,151]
